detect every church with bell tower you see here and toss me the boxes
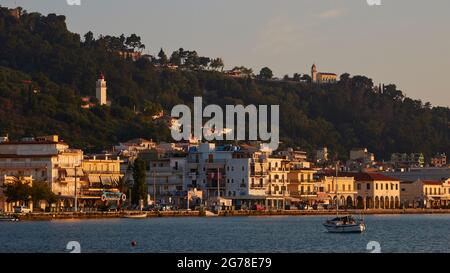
[311,64,337,84]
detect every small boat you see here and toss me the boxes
[0,215,20,222]
[122,213,147,219]
[323,215,365,233]
[204,210,218,217]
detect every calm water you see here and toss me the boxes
[0,215,449,253]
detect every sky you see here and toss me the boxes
[2,0,450,107]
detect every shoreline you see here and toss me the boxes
[6,209,450,221]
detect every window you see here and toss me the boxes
[242,166,245,171]
[396,184,398,190]
[367,183,371,190]
[386,183,388,190]
[380,184,383,190]
[357,183,361,190]
[391,184,394,190]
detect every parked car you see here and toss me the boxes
[14,206,32,214]
[253,204,266,211]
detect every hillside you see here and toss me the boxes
[0,6,449,159]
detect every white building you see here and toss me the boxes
[0,135,83,209]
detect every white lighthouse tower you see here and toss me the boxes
[96,72,107,105]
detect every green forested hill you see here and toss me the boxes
[0,7,448,159]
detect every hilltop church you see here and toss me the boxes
[311,64,337,84]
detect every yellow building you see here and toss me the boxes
[287,168,317,204]
[266,157,290,209]
[320,175,357,208]
[348,172,400,209]
[78,155,124,209]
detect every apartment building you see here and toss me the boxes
[0,135,83,208]
[400,179,450,208]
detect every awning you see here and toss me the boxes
[88,175,101,183]
[65,168,84,177]
[101,176,113,185]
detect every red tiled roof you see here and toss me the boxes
[340,172,399,182]
[421,180,443,185]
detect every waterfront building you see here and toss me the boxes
[287,168,318,206]
[185,143,240,209]
[0,135,83,209]
[347,172,400,209]
[266,156,290,209]
[400,179,450,208]
[78,155,124,210]
[318,174,357,208]
[147,151,187,208]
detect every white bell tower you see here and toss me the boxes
[96,72,107,105]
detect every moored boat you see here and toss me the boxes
[323,215,365,233]
[0,215,20,222]
[323,162,366,233]
[122,213,147,219]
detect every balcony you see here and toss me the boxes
[250,171,268,176]
[82,170,121,175]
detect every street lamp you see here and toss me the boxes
[74,164,81,212]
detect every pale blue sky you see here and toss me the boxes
[2,0,449,106]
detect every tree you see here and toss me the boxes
[301,74,311,82]
[131,158,147,206]
[170,50,182,66]
[258,67,273,80]
[293,73,301,81]
[30,181,57,210]
[2,177,31,204]
[158,48,168,65]
[210,58,224,71]
[125,34,145,52]
[83,31,94,47]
